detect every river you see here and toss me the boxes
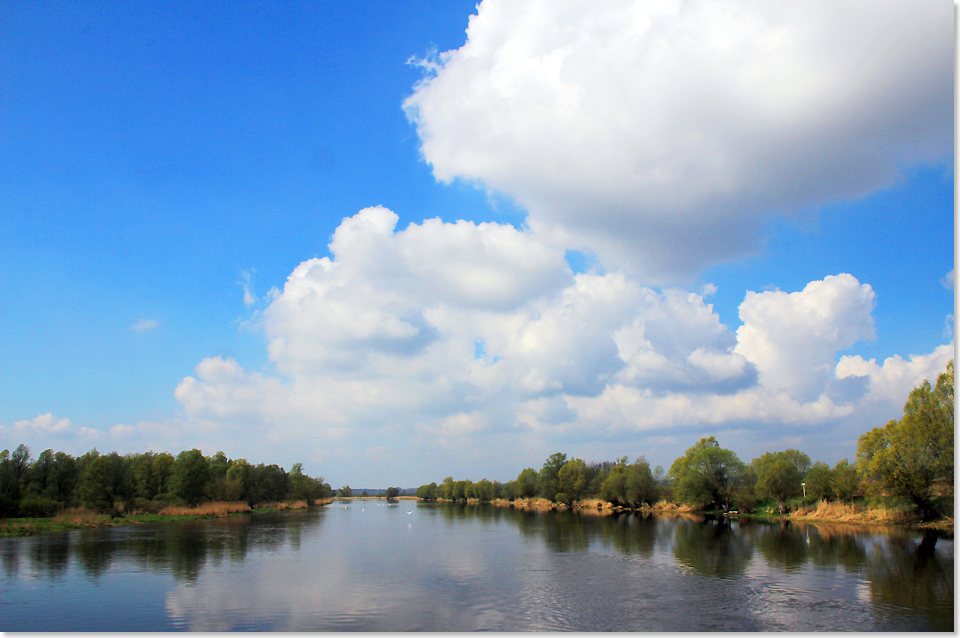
[0,501,952,631]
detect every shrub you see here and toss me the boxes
[17,494,62,517]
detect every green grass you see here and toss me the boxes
[0,516,115,538]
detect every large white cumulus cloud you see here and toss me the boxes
[162,209,951,483]
[404,0,953,278]
[734,274,876,401]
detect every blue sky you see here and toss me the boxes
[1,1,954,487]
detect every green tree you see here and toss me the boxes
[557,458,588,503]
[538,452,567,501]
[171,449,210,505]
[453,479,472,501]
[287,463,316,503]
[600,457,629,505]
[208,451,230,486]
[515,468,538,499]
[28,449,55,496]
[755,458,802,513]
[151,453,175,499]
[669,437,746,512]
[587,461,614,497]
[416,482,438,500]
[0,449,21,516]
[49,452,78,504]
[831,459,859,501]
[11,444,31,486]
[79,453,115,509]
[226,458,251,501]
[438,476,454,500]
[602,457,658,507]
[132,452,157,499]
[384,486,401,499]
[208,474,243,501]
[803,461,833,501]
[857,360,953,521]
[338,485,353,497]
[751,449,811,481]
[624,459,658,507]
[468,479,491,502]
[254,464,289,503]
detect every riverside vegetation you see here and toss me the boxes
[416,361,954,528]
[0,445,333,537]
[1,361,952,536]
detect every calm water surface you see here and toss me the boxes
[0,501,953,631]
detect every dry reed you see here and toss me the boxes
[576,498,611,510]
[254,500,308,511]
[789,499,912,524]
[650,500,697,512]
[158,501,252,517]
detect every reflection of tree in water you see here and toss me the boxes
[672,516,753,579]
[505,508,591,553]
[1,540,21,579]
[73,529,122,578]
[864,531,954,631]
[744,520,952,631]
[790,523,868,573]
[6,511,325,584]
[29,532,71,579]
[750,520,810,573]
[0,535,70,580]
[538,510,591,553]
[593,512,660,558]
[499,507,664,556]
[435,502,506,527]
[163,525,215,582]
[511,507,544,540]
[438,502,468,523]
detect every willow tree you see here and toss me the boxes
[669,437,746,512]
[755,459,801,514]
[857,360,953,521]
[751,449,809,513]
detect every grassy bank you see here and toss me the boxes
[0,500,323,538]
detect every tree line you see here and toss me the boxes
[0,447,332,518]
[418,361,953,522]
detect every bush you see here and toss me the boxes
[17,494,61,517]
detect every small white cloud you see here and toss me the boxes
[14,412,75,433]
[109,423,136,437]
[131,319,159,332]
[363,446,391,463]
[941,269,954,289]
[0,414,101,451]
[240,269,258,306]
[836,344,954,408]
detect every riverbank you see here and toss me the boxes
[784,499,953,531]
[0,500,323,538]
[429,496,953,531]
